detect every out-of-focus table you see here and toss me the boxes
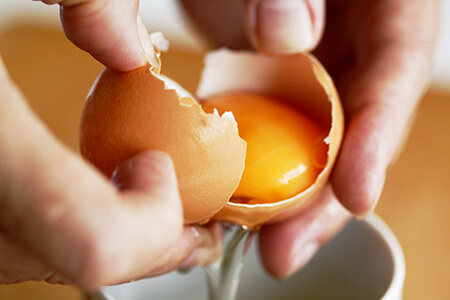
[0,25,448,300]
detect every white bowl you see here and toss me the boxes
[93,214,404,300]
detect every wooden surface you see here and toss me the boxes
[0,25,449,300]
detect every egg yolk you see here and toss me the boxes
[202,94,328,204]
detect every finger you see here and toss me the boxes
[39,0,158,71]
[242,0,325,54]
[91,150,185,284]
[179,0,252,50]
[258,185,350,278]
[111,150,180,201]
[113,153,223,274]
[1,64,212,287]
[0,202,220,285]
[140,223,222,277]
[331,0,439,216]
[0,84,183,290]
[111,152,220,275]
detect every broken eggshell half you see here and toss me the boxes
[79,44,343,228]
[79,64,246,225]
[198,49,344,228]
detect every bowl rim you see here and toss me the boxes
[365,213,405,300]
[94,213,405,300]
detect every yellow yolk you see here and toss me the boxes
[202,94,328,204]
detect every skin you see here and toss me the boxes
[0,0,220,288]
[182,0,439,277]
[0,0,438,288]
[0,68,221,287]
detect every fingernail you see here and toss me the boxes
[137,14,160,69]
[356,175,386,219]
[284,241,320,278]
[254,0,314,54]
[179,226,222,268]
[180,247,217,269]
[111,150,176,193]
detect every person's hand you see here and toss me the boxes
[40,0,159,71]
[0,57,220,287]
[0,0,220,289]
[181,0,439,278]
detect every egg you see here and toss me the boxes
[79,40,343,228]
[198,50,343,227]
[202,94,328,204]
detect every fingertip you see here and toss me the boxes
[259,223,321,279]
[179,223,223,269]
[244,0,325,54]
[282,242,321,278]
[85,151,182,286]
[258,232,283,278]
[259,188,351,278]
[331,158,386,217]
[112,150,178,197]
[59,0,147,72]
[133,223,222,278]
[258,223,296,279]
[354,175,385,219]
[137,14,161,69]
[331,113,388,216]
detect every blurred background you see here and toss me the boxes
[0,0,448,299]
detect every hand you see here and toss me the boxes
[0,0,220,289]
[40,0,159,71]
[181,0,439,278]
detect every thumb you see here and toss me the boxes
[112,150,179,201]
[243,0,325,54]
[111,150,183,256]
[50,0,159,71]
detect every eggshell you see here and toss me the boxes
[79,64,246,224]
[197,49,344,228]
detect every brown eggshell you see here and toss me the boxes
[80,65,246,224]
[197,49,344,228]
